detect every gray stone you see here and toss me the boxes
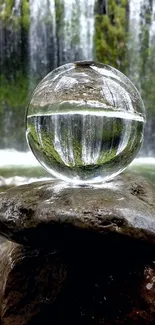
[0,237,66,325]
[0,173,155,246]
[0,173,155,324]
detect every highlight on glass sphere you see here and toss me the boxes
[26,61,145,184]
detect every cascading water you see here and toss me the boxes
[60,0,95,64]
[0,0,21,67]
[29,0,95,70]
[29,0,57,82]
[129,0,142,43]
[1,0,155,170]
[0,0,22,149]
[150,0,155,44]
[61,0,77,64]
[128,0,155,157]
[128,0,145,85]
[0,0,97,171]
[78,0,95,60]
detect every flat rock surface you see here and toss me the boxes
[0,173,155,246]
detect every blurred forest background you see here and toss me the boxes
[0,0,155,155]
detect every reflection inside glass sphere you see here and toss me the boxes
[26,61,145,184]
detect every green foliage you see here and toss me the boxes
[0,0,14,20]
[55,0,63,22]
[94,0,128,72]
[0,0,30,29]
[0,74,29,109]
[0,73,29,149]
[0,166,48,178]
[21,0,30,29]
[0,0,19,28]
[55,0,64,37]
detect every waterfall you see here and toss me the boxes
[129,0,155,45]
[146,0,155,157]
[128,0,155,82]
[0,0,21,67]
[29,0,95,70]
[78,0,95,61]
[2,0,155,158]
[149,0,155,44]
[0,0,96,151]
[129,0,142,44]
[128,0,145,85]
[14,0,21,16]
[60,0,77,64]
[58,0,95,65]
[128,0,155,157]
[29,0,57,81]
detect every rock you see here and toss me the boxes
[0,237,66,325]
[24,237,155,324]
[1,235,155,324]
[43,238,155,325]
[0,173,155,246]
[0,173,155,324]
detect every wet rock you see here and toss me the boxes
[0,173,155,246]
[1,234,155,324]
[43,235,155,325]
[25,237,155,324]
[0,237,66,325]
[0,172,155,324]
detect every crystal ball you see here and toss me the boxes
[26,61,145,184]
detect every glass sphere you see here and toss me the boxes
[26,61,145,184]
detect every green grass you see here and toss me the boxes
[0,166,49,178]
[127,164,155,185]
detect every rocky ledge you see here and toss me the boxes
[0,173,155,324]
[0,173,154,246]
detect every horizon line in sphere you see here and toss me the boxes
[27,110,145,122]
